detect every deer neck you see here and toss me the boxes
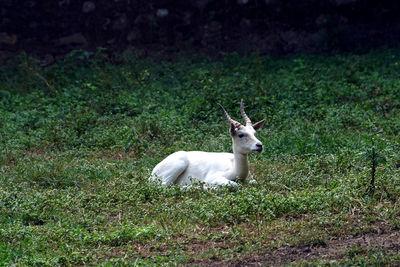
[232,148,249,181]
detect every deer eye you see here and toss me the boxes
[238,133,245,138]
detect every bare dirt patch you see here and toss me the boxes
[24,148,46,157]
[192,222,400,266]
[94,149,137,161]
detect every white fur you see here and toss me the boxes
[150,103,265,186]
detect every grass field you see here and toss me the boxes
[1,49,399,265]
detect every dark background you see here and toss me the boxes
[1,0,400,64]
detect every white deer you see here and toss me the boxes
[150,100,266,186]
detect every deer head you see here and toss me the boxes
[219,100,266,154]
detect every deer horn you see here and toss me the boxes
[218,103,242,129]
[240,99,252,126]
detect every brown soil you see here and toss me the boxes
[193,222,400,266]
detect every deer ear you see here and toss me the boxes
[230,123,237,135]
[229,123,242,136]
[253,119,266,131]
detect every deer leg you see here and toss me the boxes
[150,152,188,185]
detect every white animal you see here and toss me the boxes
[150,100,266,186]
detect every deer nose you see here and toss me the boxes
[255,143,263,152]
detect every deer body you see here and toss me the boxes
[150,100,265,186]
[151,151,247,186]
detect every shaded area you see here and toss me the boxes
[1,0,400,63]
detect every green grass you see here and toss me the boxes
[0,48,399,265]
